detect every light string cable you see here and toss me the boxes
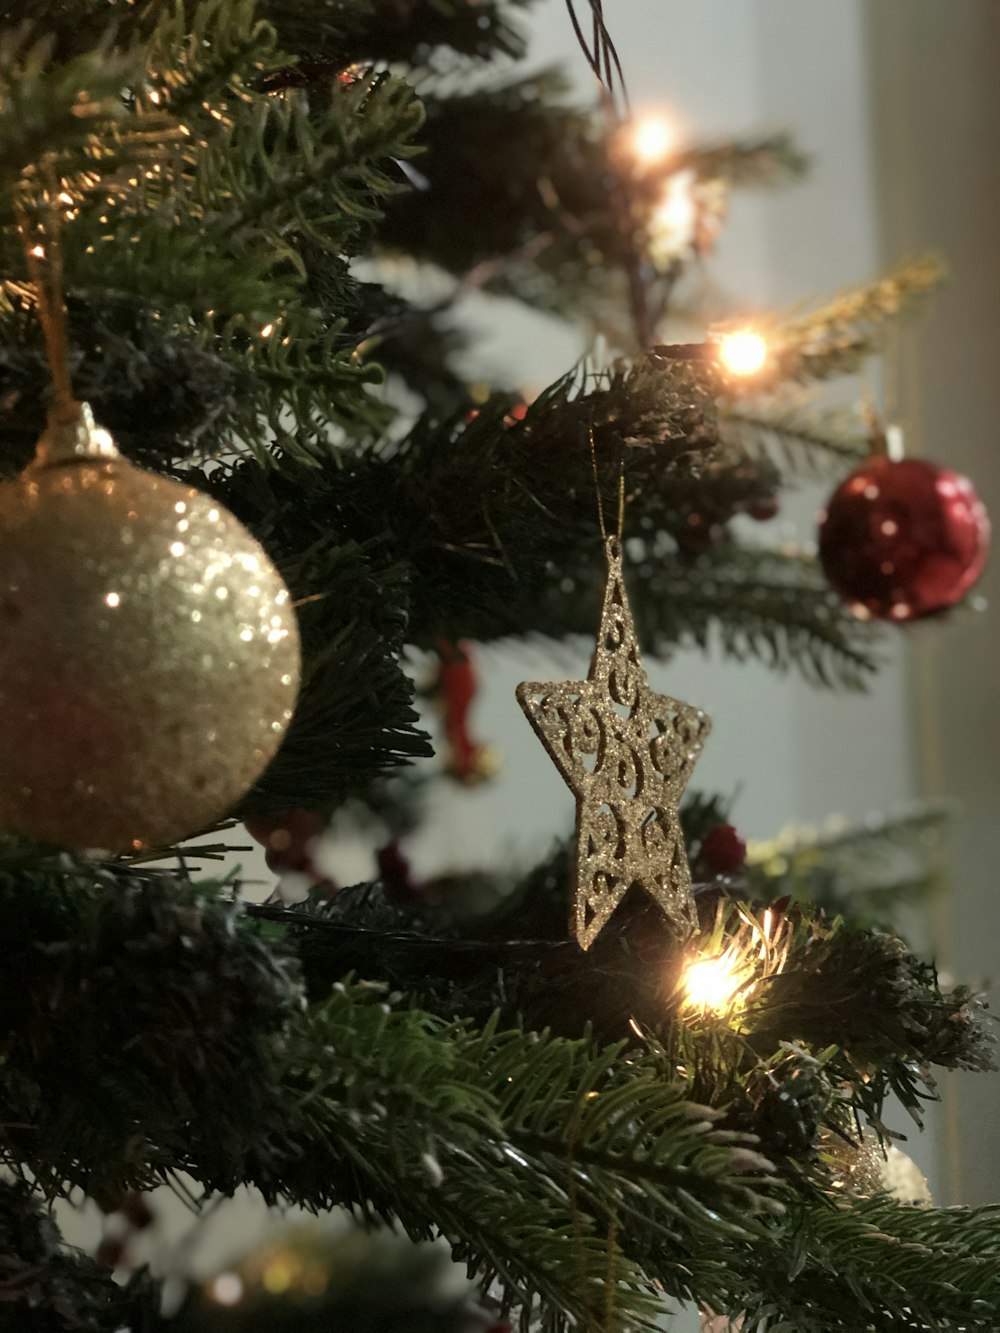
[563,0,628,111]
[563,1,668,350]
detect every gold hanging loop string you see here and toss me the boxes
[861,393,905,463]
[884,318,902,424]
[588,418,628,551]
[588,416,608,544]
[15,170,78,428]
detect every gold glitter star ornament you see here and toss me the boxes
[517,537,711,950]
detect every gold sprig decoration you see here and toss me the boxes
[518,536,711,949]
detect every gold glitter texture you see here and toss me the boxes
[823,1131,887,1198]
[517,537,710,950]
[0,405,300,853]
[823,1130,932,1204]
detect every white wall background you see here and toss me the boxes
[869,0,1000,1211]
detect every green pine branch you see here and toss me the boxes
[747,802,953,921]
[237,543,431,818]
[720,395,870,476]
[259,0,531,70]
[730,1195,1000,1331]
[0,1,424,473]
[378,80,807,333]
[244,831,989,1172]
[199,363,876,709]
[626,543,881,689]
[1,852,996,1330]
[673,132,809,187]
[0,26,170,193]
[721,256,946,391]
[261,991,779,1330]
[0,861,783,1330]
[143,0,277,123]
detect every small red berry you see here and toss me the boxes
[119,1192,155,1231]
[378,840,420,902]
[746,494,780,522]
[700,823,747,875]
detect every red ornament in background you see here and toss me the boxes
[96,1192,157,1271]
[818,426,990,621]
[700,823,747,876]
[435,639,499,785]
[245,809,338,894]
[377,838,421,903]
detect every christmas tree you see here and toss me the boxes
[0,2,996,1330]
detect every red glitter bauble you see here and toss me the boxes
[818,456,990,620]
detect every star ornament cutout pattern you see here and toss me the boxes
[517,538,711,950]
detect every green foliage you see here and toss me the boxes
[747,803,952,920]
[0,25,174,197]
[722,255,946,391]
[0,1,425,471]
[720,395,870,476]
[674,133,809,187]
[377,80,807,331]
[376,72,617,320]
[257,883,992,1143]
[0,0,532,68]
[258,988,779,1330]
[745,923,992,1127]
[0,848,993,1332]
[625,543,880,689]
[202,363,876,747]
[0,859,782,1330]
[0,857,301,1203]
[731,1195,1000,1331]
[0,295,239,472]
[234,542,431,818]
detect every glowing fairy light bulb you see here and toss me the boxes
[207,1273,244,1307]
[654,173,696,233]
[682,953,745,1014]
[629,112,677,166]
[718,329,768,377]
[681,907,791,1018]
[648,171,698,266]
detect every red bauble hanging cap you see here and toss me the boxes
[818,420,990,621]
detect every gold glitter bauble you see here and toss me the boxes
[882,1144,933,1205]
[0,405,300,853]
[823,1129,932,1204]
[823,1130,887,1197]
